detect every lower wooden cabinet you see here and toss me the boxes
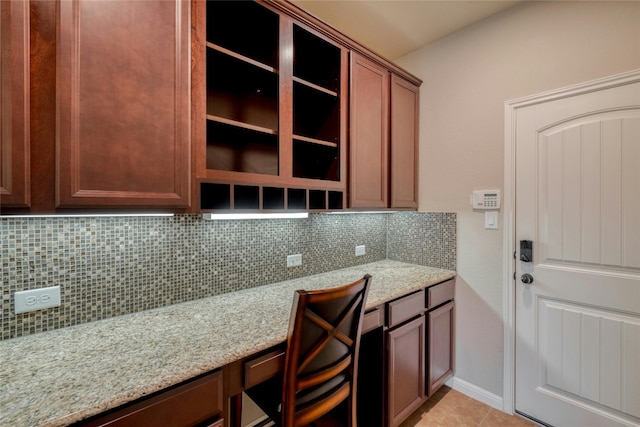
[427,300,455,397]
[383,279,455,427]
[76,370,223,427]
[387,315,426,427]
[76,280,454,427]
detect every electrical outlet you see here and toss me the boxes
[286,254,302,268]
[15,286,61,314]
[355,245,366,256]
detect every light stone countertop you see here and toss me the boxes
[0,260,455,427]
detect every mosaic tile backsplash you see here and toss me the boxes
[1,212,455,340]
[388,212,457,269]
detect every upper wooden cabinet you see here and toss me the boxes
[192,0,348,212]
[1,0,191,214]
[0,0,30,208]
[3,0,420,215]
[390,75,419,209]
[56,0,191,208]
[349,53,390,209]
[349,53,420,210]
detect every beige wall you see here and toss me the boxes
[396,1,640,398]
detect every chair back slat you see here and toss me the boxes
[297,354,352,390]
[294,382,351,427]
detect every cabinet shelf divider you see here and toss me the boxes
[293,135,338,148]
[293,76,338,97]
[206,42,277,74]
[207,115,278,136]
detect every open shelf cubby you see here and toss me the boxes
[292,81,340,146]
[263,187,285,210]
[293,139,340,181]
[206,49,278,131]
[206,120,279,175]
[328,191,344,210]
[234,185,260,210]
[309,190,327,210]
[201,183,231,210]
[293,24,340,93]
[287,188,307,210]
[206,1,279,69]
[200,183,343,212]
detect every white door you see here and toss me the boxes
[514,73,640,426]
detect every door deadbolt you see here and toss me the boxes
[520,240,533,262]
[521,273,534,284]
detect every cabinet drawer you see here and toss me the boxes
[362,307,383,334]
[80,370,223,426]
[427,279,455,310]
[387,290,424,328]
[244,349,285,389]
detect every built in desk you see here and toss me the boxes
[0,260,455,427]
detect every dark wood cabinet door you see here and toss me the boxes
[56,0,190,208]
[0,0,30,208]
[387,315,425,427]
[390,75,419,209]
[349,52,389,209]
[427,301,455,397]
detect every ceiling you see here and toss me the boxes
[289,0,523,60]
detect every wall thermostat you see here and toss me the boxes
[472,190,501,210]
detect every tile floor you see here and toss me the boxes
[399,386,536,427]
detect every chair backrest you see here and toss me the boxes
[281,274,372,427]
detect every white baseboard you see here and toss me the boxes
[445,376,505,412]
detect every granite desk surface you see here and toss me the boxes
[0,260,455,427]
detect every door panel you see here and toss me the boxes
[56,0,190,208]
[538,299,640,418]
[349,52,389,208]
[390,74,419,209]
[0,0,30,207]
[515,76,640,427]
[387,316,425,427]
[539,114,640,269]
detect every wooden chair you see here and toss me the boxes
[246,274,372,427]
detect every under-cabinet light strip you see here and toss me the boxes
[0,213,175,219]
[325,211,399,214]
[202,213,308,220]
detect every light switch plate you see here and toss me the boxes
[484,211,499,230]
[355,245,366,256]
